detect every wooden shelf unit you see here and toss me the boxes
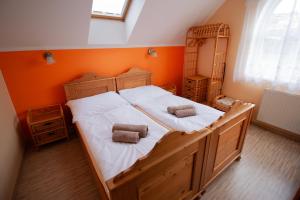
[183,23,230,104]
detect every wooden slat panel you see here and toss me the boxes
[138,154,194,200]
[202,103,254,188]
[214,120,243,168]
[64,73,116,101]
[116,68,151,91]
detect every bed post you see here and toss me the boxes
[202,102,254,188]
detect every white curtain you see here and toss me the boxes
[234,0,300,95]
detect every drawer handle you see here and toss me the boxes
[47,131,56,136]
[44,122,53,126]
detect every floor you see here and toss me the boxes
[201,125,300,200]
[13,125,300,200]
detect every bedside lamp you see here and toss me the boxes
[43,52,55,64]
[147,48,158,57]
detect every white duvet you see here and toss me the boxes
[119,86,224,132]
[66,89,223,181]
[75,105,169,181]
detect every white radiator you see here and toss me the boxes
[257,89,300,135]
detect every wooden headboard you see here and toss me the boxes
[116,68,151,91]
[64,73,116,101]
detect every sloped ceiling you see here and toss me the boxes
[128,0,225,45]
[0,0,93,51]
[0,0,225,51]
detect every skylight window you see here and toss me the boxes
[91,0,131,21]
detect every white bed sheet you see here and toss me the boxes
[75,105,169,181]
[66,91,129,123]
[118,85,172,105]
[120,91,224,132]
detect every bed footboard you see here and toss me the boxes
[76,102,254,199]
[106,129,211,200]
[202,102,254,188]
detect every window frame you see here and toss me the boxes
[91,0,132,21]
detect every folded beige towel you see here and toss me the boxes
[112,123,148,138]
[112,130,140,144]
[167,105,195,115]
[174,108,197,118]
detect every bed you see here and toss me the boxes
[115,68,255,188]
[64,73,211,200]
[64,69,254,200]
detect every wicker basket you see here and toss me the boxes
[213,95,236,112]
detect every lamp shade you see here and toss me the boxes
[147,48,158,57]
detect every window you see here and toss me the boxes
[91,0,131,21]
[235,0,300,94]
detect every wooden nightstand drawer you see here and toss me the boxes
[183,75,209,102]
[183,86,196,95]
[32,118,64,134]
[35,128,66,145]
[185,76,208,87]
[184,79,197,88]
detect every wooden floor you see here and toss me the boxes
[13,125,300,200]
[201,125,300,200]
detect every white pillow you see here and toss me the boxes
[119,85,172,105]
[66,91,129,122]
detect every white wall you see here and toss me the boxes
[257,89,300,134]
[88,19,127,45]
[125,0,146,41]
[0,70,24,199]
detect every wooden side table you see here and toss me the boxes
[27,104,69,148]
[161,84,177,95]
[183,75,209,103]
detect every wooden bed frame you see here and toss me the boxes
[64,68,254,200]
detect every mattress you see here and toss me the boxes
[75,105,169,181]
[119,86,224,132]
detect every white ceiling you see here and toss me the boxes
[128,0,225,45]
[0,0,225,51]
[0,0,93,51]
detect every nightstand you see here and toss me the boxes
[183,75,209,103]
[161,84,177,95]
[27,104,69,148]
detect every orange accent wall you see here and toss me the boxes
[0,46,184,141]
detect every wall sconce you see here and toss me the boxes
[43,51,55,64]
[147,48,158,57]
